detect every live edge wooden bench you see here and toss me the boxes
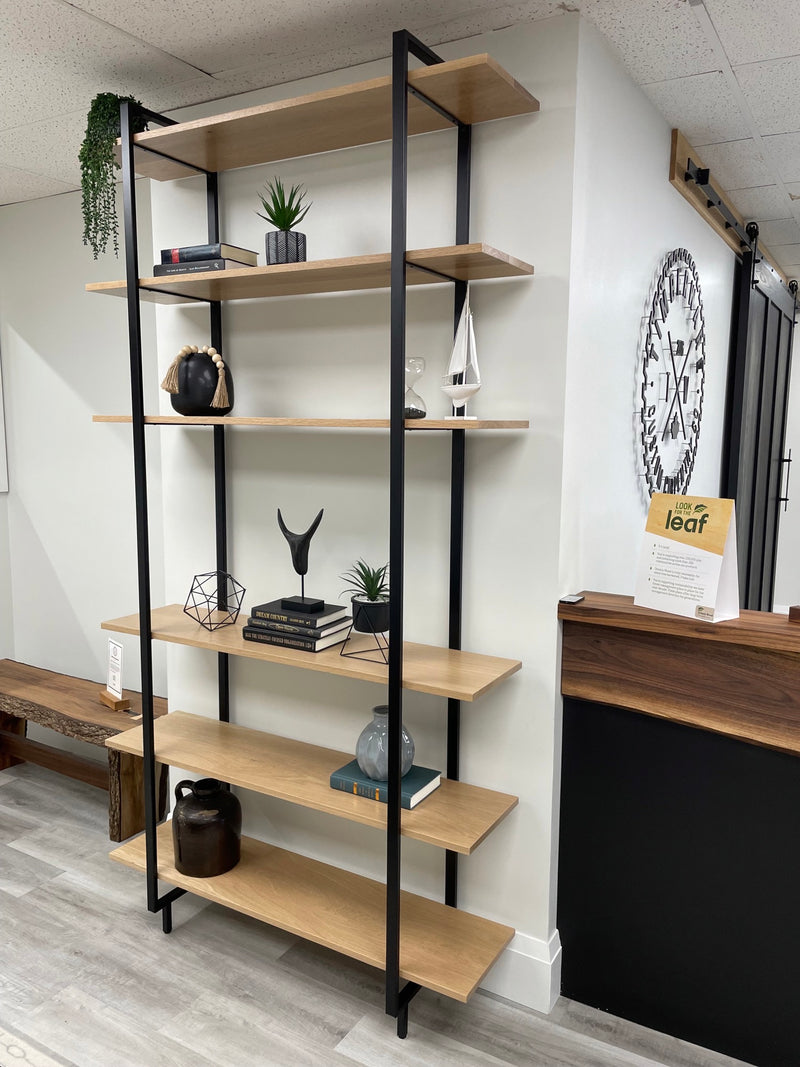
[0,659,167,841]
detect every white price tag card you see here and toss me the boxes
[107,639,124,700]
[634,494,739,623]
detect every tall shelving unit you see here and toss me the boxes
[91,30,538,1036]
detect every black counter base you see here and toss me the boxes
[558,697,800,1067]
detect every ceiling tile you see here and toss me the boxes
[581,0,718,82]
[0,165,77,205]
[762,132,800,183]
[696,138,774,191]
[768,243,800,268]
[704,0,800,66]
[0,111,87,188]
[734,56,800,138]
[67,0,561,77]
[727,184,794,222]
[642,71,748,146]
[756,218,800,248]
[0,0,213,130]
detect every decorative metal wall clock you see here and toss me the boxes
[639,248,706,497]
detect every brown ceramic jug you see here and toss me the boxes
[172,778,242,878]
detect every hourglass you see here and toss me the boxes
[404,356,427,419]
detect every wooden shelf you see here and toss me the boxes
[102,605,520,702]
[93,415,529,430]
[85,244,534,304]
[111,821,514,1001]
[124,54,539,181]
[107,711,517,854]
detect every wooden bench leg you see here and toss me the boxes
[107,749,168,842]
[0,712,26,769]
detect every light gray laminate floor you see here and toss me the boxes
[0,763,753,1067]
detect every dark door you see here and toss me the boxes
[722,250,796,610]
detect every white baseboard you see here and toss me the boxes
[479,929,561,1013]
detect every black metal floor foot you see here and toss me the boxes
[161,901,173,934]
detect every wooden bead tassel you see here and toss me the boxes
[160,344,197,394]
[160,344,229,408]
[209,347,230,409]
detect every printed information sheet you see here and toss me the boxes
[634,494,739,622]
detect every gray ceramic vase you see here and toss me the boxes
[355,705,414,781]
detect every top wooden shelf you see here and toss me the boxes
[124,55,540,181]
[85,244,533,304]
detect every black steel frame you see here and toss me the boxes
[120,100,228,932]
[387,28,471,1037]
[119,26,472,1036]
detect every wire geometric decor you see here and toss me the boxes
[184,570,245,631]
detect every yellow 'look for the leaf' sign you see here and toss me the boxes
[635,494,739,623]
[645,494,734,557]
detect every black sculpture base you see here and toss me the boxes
[280,595,324,614]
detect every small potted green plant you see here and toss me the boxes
[79,92,147,259]
[340,559,390,634]
[256,176,311,264]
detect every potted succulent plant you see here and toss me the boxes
[340,559,390,634]
[256,176,311,264]
[79,92,147,259]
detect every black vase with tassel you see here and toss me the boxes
[161,344,234,417]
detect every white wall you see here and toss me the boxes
[561,19,736,598]
[0,185,167,756]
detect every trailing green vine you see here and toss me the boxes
[79,92,146,259]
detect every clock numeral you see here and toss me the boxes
[646,343,659,363]
[669,273,675,302]
[687,283,695,308]
[659,294,668,321]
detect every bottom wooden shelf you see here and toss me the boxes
[111,823,513,1002]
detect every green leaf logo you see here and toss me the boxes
[694,504,707,513]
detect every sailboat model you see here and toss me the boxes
[442,288,481,419]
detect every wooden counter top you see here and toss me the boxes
[558,591,800,756]
[557,590,800,654]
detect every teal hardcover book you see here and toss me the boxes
[330,760,441,809]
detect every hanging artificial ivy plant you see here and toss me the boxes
[79,92,147,259]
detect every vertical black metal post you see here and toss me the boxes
[120,101,158,912]
[206,172,230,723]
[445,121,471,908]
[386,28,409,1022]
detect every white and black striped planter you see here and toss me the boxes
[266,230,307,264]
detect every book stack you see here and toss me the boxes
[330,760,441,809]
[153,243,258,277]
[241,599,351,653]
